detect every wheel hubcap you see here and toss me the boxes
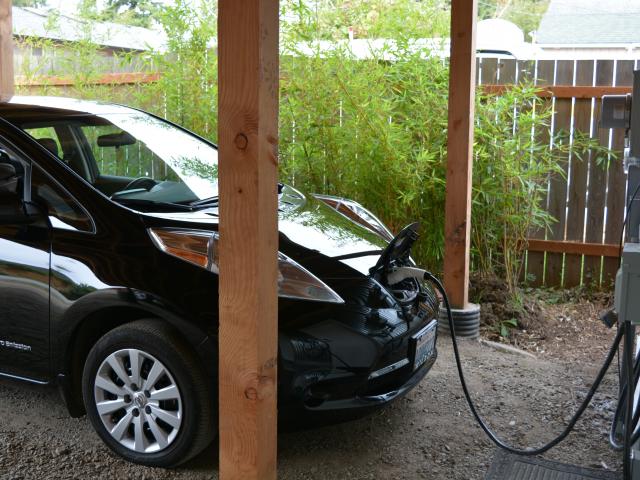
[93,348,183,454]
[133,393,147,409]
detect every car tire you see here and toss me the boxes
[82,319,213,467]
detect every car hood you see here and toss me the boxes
[141,188,388,274]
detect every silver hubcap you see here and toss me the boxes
[93,349,183,454]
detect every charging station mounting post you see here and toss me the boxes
[442,0,482,339]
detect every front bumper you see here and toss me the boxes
[278,268,440,422]
[304,347,436,411]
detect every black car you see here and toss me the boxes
[0,96,439,467]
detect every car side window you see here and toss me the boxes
[23,124,93,182]
[32,166,94,233]
[22,126,62,158]
[81,123,179,182]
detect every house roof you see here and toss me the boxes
[536,0,640,45]
[12,6,166,51]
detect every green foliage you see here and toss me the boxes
[472,85,610,292]
[77,0,101,20]
[495,318,518,338]
[285,0,449,40]
[76,0,160,27]
[13,0,47,7]
[478,0,550,39]
[279,37,450,270]
[102,0,162,27]
[133,0,218,138]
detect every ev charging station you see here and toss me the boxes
[602,70,640,479]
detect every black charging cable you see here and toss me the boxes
[623,320,635,480]
[610,347,640,450]
[423,270,626,457]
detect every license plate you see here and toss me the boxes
[411,320,437,370]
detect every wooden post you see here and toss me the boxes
[218,1,279,480]
[443,0,477,309]
[0,0,13,101]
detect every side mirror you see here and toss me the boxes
[0,163,36,225]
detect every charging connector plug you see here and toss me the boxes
[386,267,428,285]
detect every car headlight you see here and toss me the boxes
[314,194,394,241]
[148,227,344,304]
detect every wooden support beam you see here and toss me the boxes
[0,0,13,101]
[218,1,279,480]
[443,0,477,309]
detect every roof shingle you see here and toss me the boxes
[536,0,640,44]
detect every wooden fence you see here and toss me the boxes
[21,57,640,288]
[478,57,637,288]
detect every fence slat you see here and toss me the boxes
[602,61,631,284]
[481,57,498,84]
[592,60,617,285]
[525,59,555,286]
[545,60,574,286]
[499,58,517,83]
[603,129,626,285]
[517,60,535,84]
[564,60,593,287]
[516,58,535,283]
[584,91,608,285]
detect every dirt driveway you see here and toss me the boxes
[0,314,622,480]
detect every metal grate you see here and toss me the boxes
[486,450,621,480]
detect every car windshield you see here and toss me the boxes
[20,110,218,207]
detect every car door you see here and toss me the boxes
[0,146,51,382]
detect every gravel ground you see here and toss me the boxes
[0,328,623,480]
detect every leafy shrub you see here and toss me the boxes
[472,86,609,291]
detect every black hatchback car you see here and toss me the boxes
[0,96,439,467]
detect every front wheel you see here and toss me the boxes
[82,320,213,467]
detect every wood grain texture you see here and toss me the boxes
[481,84,632,98]
[218,1,279,479]
[596,60,618,284]
[524,60,555,286]
[602,61,628,284]
[443,0,477,308]
[583,64,608,285]
[563,60,593,287]
[479,57,632,288]
[499,58,516,83]
[481,57,498,84]
[545,60,574,287]
[526,239,619,257]
[0,0,12,101]
[516,60,535,83]
[514,59,537,284]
